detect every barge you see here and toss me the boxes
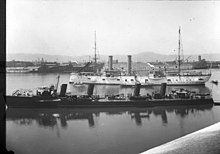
[6,83,214,108]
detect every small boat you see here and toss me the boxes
[211,80,218,85]
[214,102,220,106]
[6,67,32,73]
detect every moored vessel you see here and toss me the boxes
[6,83,214,108]
[69,28,211,86]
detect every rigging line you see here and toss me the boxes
[36,75,60,89]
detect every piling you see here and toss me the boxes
[160,83,167,98]
[133,83,141,96]
[109,56,113,70]
[127,55,132,75]
[87,84,95,96]
[59,84,67,97]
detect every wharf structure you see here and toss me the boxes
[6,60,104,73]
[5,54,220,73]
[141,122,220,154]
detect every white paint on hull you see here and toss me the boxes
[69,73,211,86]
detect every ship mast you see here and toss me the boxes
[56,74,60,92]
[178,27,181,76]
[94,31,97,65]
[94,31,97,73]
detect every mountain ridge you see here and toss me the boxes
[7,52,220,62]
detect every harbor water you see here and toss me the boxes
[6,69,220,154]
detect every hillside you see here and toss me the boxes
[6,52,220,62]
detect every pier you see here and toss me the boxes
[141,122,220,154]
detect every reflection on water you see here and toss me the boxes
[6,69,220,154]
[6,105,213,129]
[7,105,220,154]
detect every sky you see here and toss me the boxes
[6,0,220,57]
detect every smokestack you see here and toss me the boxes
[127,55,132,75]
[109,56,113,70]
[59,84,67,97]
[133,83,141,96]
[87,84,95,96]
[160,83,167,98]
[198,55,201,61]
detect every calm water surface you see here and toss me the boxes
[6,69,220,154]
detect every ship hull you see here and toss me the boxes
[6,95,214,108]
[69,73,211,86]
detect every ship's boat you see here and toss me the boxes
[211,80,218,85]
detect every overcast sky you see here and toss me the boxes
[6,0,220,57]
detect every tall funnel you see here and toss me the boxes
[127,55,132,76]
[87,84,95,96]
[60,84,67,97]
[160,83,167,98]
[133,83,141,96]
[109,56,113,70]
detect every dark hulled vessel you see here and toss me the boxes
[6,83,214,108]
